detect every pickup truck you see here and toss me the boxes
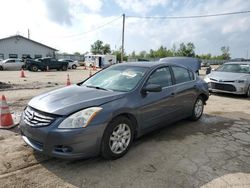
[26,57,69,72]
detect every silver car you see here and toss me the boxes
[204,61,250,97]
[0,58,25,71]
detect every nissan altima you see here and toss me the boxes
[20,60,209,160]
[204,61,250,97]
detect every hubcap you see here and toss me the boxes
[194,99,203,117]
[109,123,131,154]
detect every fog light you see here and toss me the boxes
[54,145,73,153]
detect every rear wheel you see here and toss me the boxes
[72,64,77,69]
[0,66,3,71]
[190,96,204,121]
[31,65,38,72]
[101,116,135,160]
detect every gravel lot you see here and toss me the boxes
[0,67,249,188]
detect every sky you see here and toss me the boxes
[0,0,250,58]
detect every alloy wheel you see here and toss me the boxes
[109,123,131,154]
[194,98,203,118]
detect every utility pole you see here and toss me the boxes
[121,14,125,63]
[28,29,30,39]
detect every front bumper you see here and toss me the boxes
[19,115,106,159]
[208,81,247,95]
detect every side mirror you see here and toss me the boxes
[142,84,162,93]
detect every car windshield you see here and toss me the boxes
[82,65,148,92]
[216,64,250,73]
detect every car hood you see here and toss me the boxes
[208,71,249,81]
[28,85,125,115]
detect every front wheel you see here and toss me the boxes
[72,64,77,69]
[61,65,67,71]
[31,65,38,72]
[101,116,135,160]
[190,97,204,121]
[0,66,3,71]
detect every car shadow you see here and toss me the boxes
[211,92,249,100]
[33,112,250,187]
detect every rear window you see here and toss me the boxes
[172,66,194,84]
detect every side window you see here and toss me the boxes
[147,67,172,87]
[6,60,15,63]
[172,66,193,84]
[188,70,195,80]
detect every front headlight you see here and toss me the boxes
[204,76,210,83]
[58,107,102,129]
[235,80,246,83]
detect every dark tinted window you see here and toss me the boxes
[0,54,4,59]
[35,55,42,59]
[172,66,193,84]
[147,67,172,87]
[9,54,18,58]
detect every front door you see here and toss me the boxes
[139,66,178,130]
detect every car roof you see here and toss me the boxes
[3,58,22,61]
[115,60,196,71]
[225,61,250,65]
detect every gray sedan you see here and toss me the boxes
[0,58,25,70]
[19,60,209,160]
[204,61,250,97]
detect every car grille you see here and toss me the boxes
[23,106,55,127]
[211,83,236,92]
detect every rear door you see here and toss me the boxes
[49,58,58,69]
[139,66,178,130]
[170,66,198,117]
[15,59,23,70]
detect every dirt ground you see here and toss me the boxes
[0,67,249,188]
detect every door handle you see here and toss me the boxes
[170,92,175,97]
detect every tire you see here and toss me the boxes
[61,65,67,71]
[190,96,204,121]
[101,116,135,160]
[31,65,38,72]
[72,64,77,69]
[246,85,250,98]
[0,66,3,71]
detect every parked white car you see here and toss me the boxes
[0,58,25,71]
[204,61,250,97]
[59,59,79,69]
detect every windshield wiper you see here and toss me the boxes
[86,85,111,91]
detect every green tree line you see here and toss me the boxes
[68,40,231,62]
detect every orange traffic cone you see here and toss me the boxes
[89,70,92,77]
[0,95,16,129]
[20,69,26,78]
[92,65,96,71]
[66,74,71,86]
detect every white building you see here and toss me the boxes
[0,35,57,60]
